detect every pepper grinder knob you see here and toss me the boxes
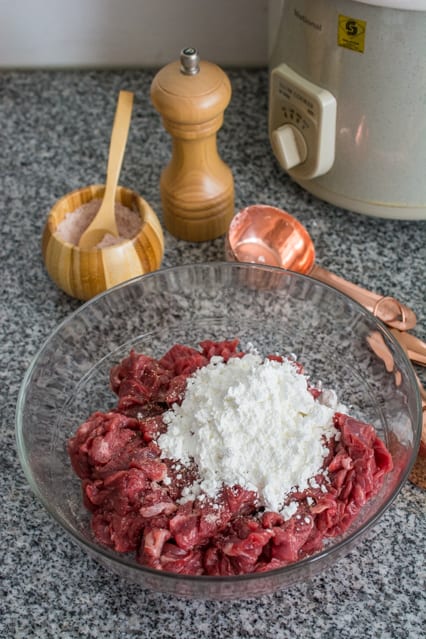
[180,47,200,75]
[150,48,234,242]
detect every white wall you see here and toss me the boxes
[0,0,269,68]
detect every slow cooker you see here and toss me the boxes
[268,0,426,220]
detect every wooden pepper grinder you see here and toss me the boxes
[150,47,234,242]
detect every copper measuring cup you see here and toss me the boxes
[225,205,417,332]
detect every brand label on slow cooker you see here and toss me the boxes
[338,15,366,53]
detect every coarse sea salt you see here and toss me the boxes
[56,198,142,247]
[158,353,343,517]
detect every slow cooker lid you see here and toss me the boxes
[352,0,426,9]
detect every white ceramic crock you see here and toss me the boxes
[269,0,426,219]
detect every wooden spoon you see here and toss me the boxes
[79,90,134,249]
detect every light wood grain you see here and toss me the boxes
[42,184,164,301]
[79,91,134,249]
[151,60,234,242]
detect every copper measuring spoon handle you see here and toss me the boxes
[380,329,426,480]
[367,331,426,490]
[310,264,417,331]
[390,329,426,367]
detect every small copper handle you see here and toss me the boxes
[391,328,426,367]
[310,264,416,331]
[367,330,426,488]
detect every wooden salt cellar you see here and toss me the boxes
[150,47,234,242]
[42,184,164,301]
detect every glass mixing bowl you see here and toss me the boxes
[16,262,421,599]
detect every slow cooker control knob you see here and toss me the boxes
[271,124,308,170]
[269,64,337,179]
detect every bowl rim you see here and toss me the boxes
[15,261,423,586]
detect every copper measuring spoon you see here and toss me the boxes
[226,205,417,332]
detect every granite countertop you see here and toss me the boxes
[1,69,425,639]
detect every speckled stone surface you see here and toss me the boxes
[1,69,425,639]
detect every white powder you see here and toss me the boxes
[55,199,142,247]
[158,353,342,516]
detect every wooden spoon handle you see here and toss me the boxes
[103,90,134,203]
[310,264,416,331]
[78,91,134,249]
